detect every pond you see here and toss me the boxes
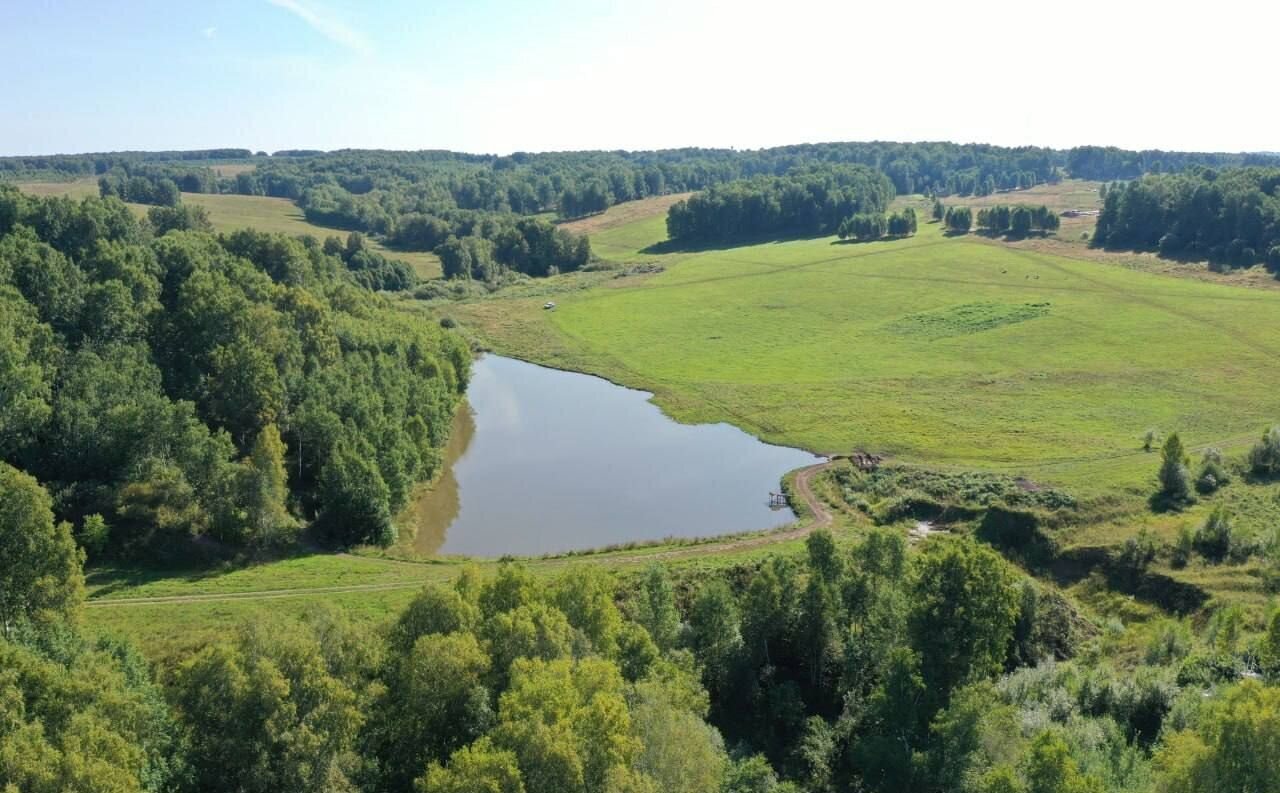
[400,355,819,557]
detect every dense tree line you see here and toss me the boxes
[1092,167,1280,270]
[436,217,591,281]
[9,143,1274,280]
[665,167,895,243]
[1065,145,1275,181]
[322,232,419,291]
[98,162,221,201]
[975,204,1062,236]
[837,208,918,241]
[0,148,253,180]
[218,143,1064,212]
[0,185,468,557]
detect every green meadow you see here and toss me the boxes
[451,197,1280,503]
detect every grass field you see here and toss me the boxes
[85,522,827,661]
[452,190,1280,501]
[10,179,442,278]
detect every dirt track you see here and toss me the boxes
[88,461,834,608]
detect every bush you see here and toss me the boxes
[1248,425,1280,476]
[1142,428,1161,452]
[1193,507,1233,562]
[1145,620,1191,665]
[1195,448,1230,494]
[1170,525,1194,569]
[1175,651,1242,687]
[1116,528,1158,573]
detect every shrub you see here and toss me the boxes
[1175,651,1242,687]
[1195,448,1230,494]
[1144,620,1191,665]
[1142,428,1161,453]
[1116,528,1158,573]
[1193,507,1233,562]
[1248,425,1280,476]
[1170,525,1194,569]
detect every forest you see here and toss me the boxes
[664,167,896,243]
[4,481,1279,793]
[0,184,469,557]
[8,143,1274,284]
[1092,167,1280,270]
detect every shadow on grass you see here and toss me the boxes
[972,229,1053,242]
[85,539,338,600]
[86,562,233,600]
[1147,492,1196,514]
[1090,242,1280,277]
[828,234,915,246]
[640,231,830,256]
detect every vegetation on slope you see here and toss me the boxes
[6,467,1280,793]
[0,184,469,557]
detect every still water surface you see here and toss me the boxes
[401,355,818,557]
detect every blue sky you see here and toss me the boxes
[3,0,1277,156]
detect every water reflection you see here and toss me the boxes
[395,405,474,554]
[402,355,817,557]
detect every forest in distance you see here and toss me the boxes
[4,132,1280,793]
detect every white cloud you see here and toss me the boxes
[202,26,217,39]
[265,0,371,56]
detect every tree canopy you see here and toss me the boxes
[0,184,469,557]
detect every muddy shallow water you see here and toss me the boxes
[399,355,818,557]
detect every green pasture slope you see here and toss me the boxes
[521,207,1280,497]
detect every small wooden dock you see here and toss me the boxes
[768,492,788,508]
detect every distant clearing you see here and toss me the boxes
[560,192,692,236]
[210,162,257,177]
[13,177,101,199]
[561,193,692,261]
